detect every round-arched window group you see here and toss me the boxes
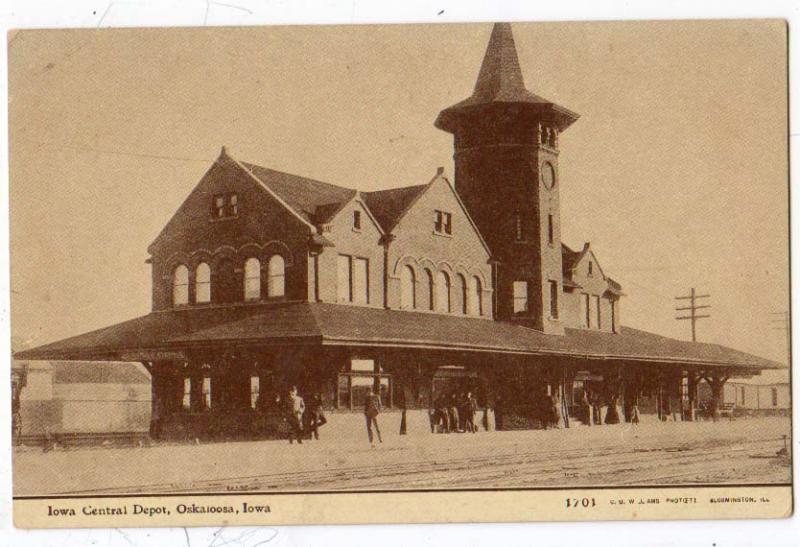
[172,254,285,306]
[400,265,483,316]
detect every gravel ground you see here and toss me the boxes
[13,416,791,496]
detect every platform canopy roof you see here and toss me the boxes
[14,302,783,373]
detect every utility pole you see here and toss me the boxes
[770,311,791,366]
[675,288,711,342]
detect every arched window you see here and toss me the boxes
[172,265,189,306]
[244,258,261,301]
[424,269,434,311]
[195,262,211,304]
[457,274,468,314]
[400,265,416,309]
[471,276,483,316]
[436,271,451,313]
[267,254,285,297]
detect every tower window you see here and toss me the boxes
[435,210,452,235]
[353,210,361,230]
[549,280,559,319]
[515,212,525,241]
[513,281,529,314]
[547,214,554,245]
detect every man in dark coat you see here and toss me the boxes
[364,387,383,445]
[306,393,327,440]
[463,391,478,433]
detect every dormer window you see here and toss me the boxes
[435,210,452,235]
[588,261,594,276]
[212,192,238,219]
[353,210,361,231]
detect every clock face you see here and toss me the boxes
[541,161,556,190]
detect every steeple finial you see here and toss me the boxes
[473,22,527,101]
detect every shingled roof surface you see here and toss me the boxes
[240,161,356,225]
[361,184,428,232]
[436,23,579,130]
[52,361,150,384]
[15,303,783,372]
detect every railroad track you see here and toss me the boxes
[57,435,789,495]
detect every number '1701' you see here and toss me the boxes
[565,498,596,508]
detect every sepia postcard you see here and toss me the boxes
[8,19,792,528]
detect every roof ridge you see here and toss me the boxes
[240,161,356,194]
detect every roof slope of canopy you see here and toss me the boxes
[14,303,783,372]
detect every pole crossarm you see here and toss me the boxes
[674,287,711,342]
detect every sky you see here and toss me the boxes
[8,20,789,365]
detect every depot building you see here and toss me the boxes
[15,23,784,440]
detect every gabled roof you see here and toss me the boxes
[361,184,428,233]
[14,302,784,372]
[563,242,624,296]
[364,169,493,257]
[239,161,356,226]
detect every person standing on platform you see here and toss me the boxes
[306,393,327,440]
[463,391,478,433]
[448,393,461,433]
[434,394,449,433]
[287,386,305,444]
[581,389,592,426]
[364,387,383,445]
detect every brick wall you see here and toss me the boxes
[386,175,493,317]
[148,155,312,310]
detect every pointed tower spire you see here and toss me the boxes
[435,22,578,133]
[472,22,528,102]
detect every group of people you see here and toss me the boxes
[431,391,479,433]
[283,387,327,444]
[284,385,384,446]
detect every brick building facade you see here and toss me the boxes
[16,23,783,440]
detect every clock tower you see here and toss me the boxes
[435,23,579,333]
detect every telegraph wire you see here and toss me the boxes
[19,137,214,164]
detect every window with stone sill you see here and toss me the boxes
[434,210,452,235]
[513,281,529,314]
